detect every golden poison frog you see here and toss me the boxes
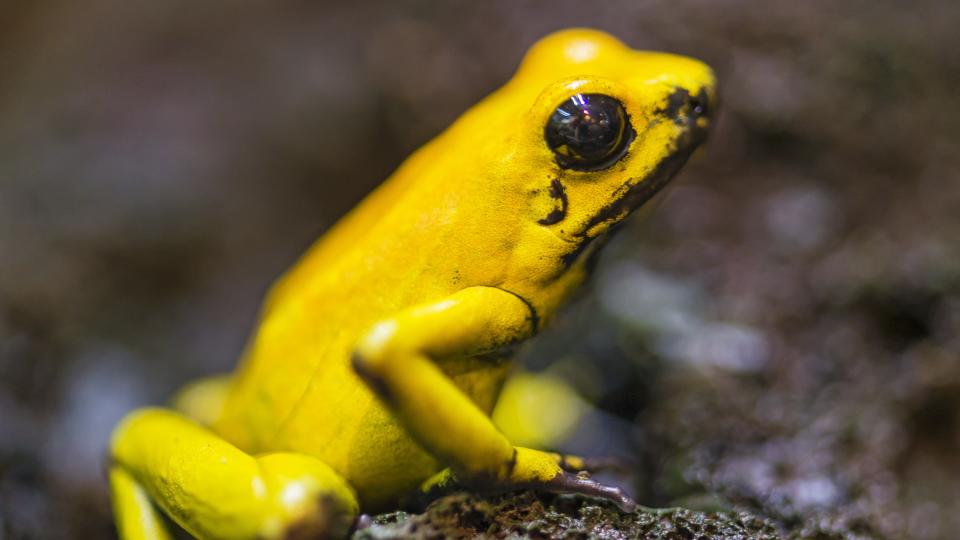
[109,29,715,539]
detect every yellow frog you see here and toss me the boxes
[108,28,715,540]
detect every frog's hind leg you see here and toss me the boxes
[109,408,359,540]
[109,376,232,540]
[110,465,173,540]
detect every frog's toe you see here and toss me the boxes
[546,471,637,513]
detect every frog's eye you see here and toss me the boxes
[545,93,632,171]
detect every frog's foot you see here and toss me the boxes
[543,470,637,512]
[404,454,637,512]
[412,448,636,513]
[501,447,636,512]
[110,408,359,540]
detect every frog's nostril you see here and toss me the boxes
[688,92,709,118]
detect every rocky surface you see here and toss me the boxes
[354,490,879,540]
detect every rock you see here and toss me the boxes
[354,491,786,540]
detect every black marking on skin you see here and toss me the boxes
[660,87,690,125]
[351,354,395,404]
[660,86,712,127]
[493,287,540,334]
[537,178,568,225]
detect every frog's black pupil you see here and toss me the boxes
[545,94,631,170]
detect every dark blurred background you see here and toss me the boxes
[1,1,958,538]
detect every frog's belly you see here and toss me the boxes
[264,356,511,511]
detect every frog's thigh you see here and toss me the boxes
[109,407,358,540]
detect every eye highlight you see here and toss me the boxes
[545,93,632,171]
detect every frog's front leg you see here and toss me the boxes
[351,286,635,510]
[109,408,359,539]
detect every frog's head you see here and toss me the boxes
[488,29,716,269]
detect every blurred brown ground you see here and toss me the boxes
[1,1,958,538]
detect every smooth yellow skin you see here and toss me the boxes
[109,29,715,539]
